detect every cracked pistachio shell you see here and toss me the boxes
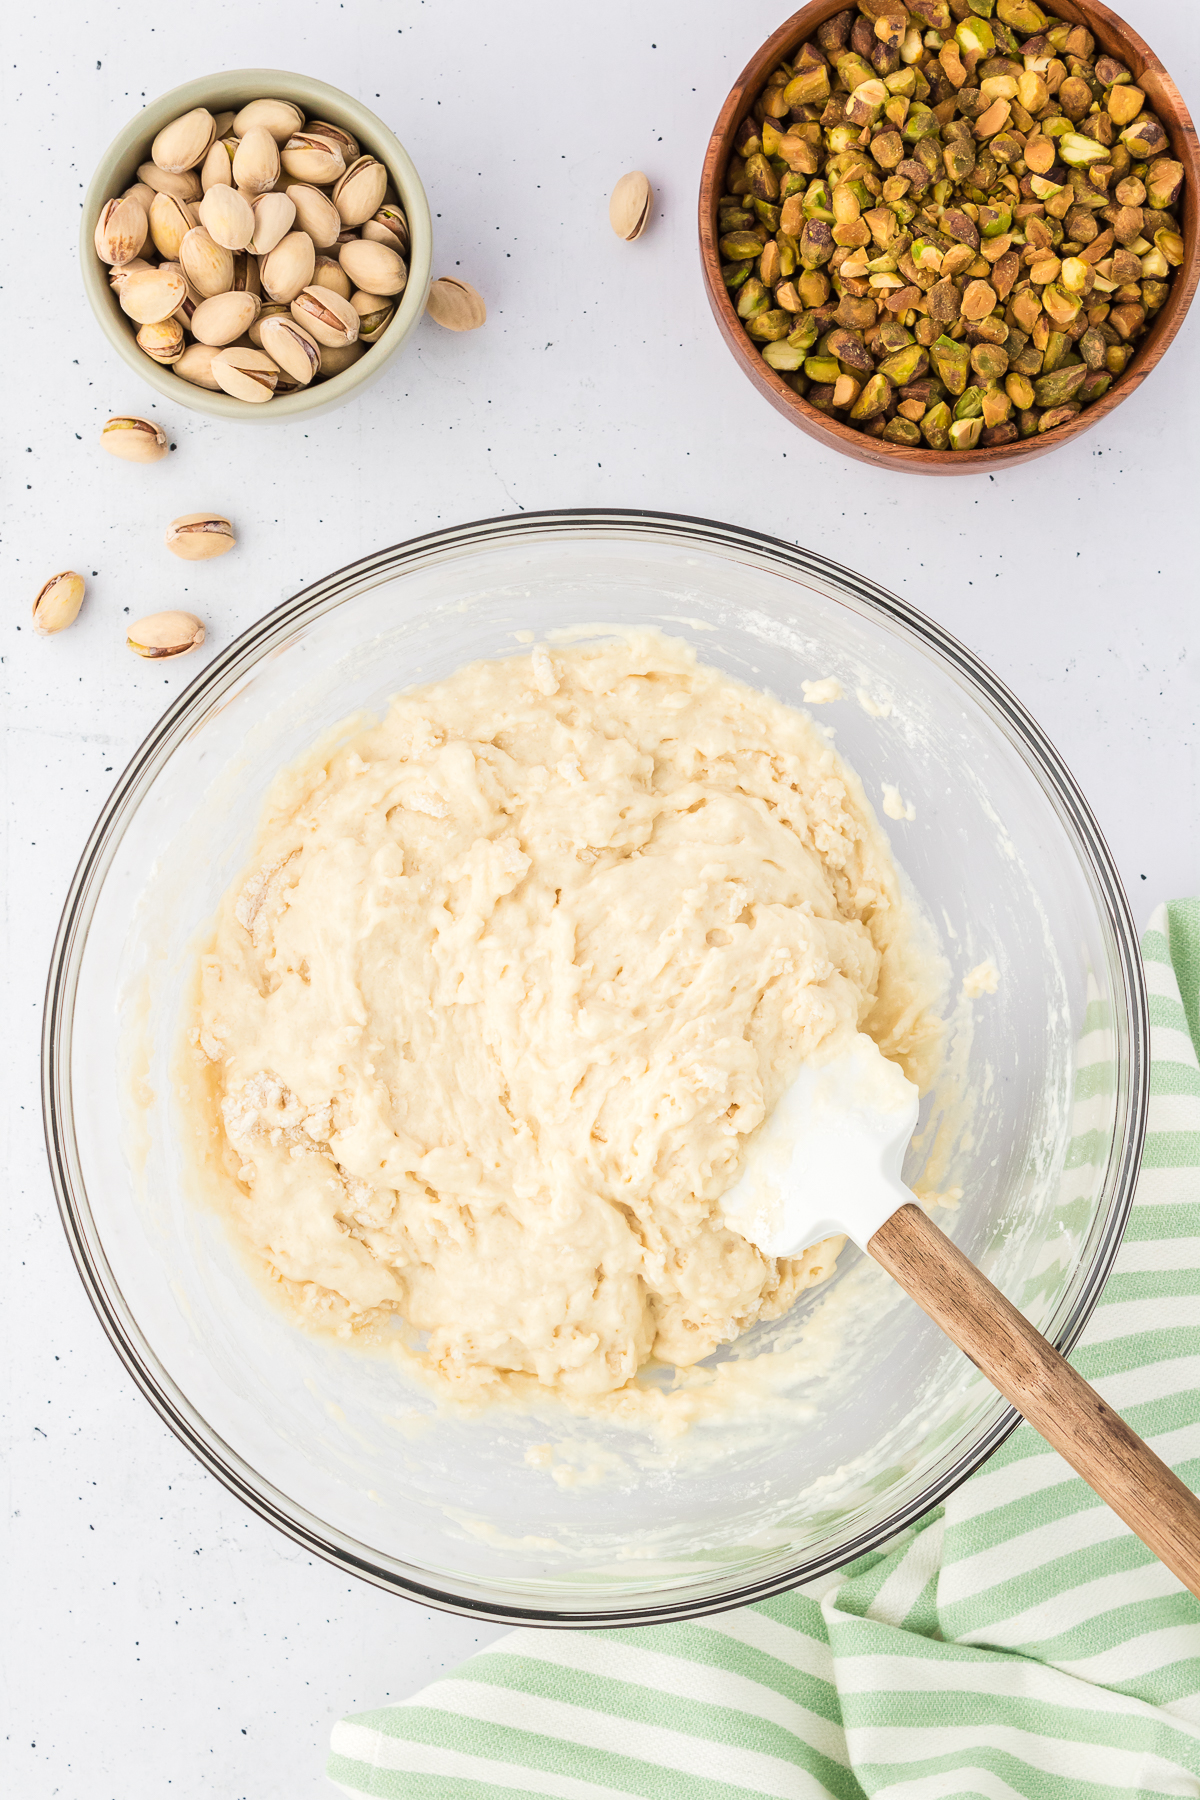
[280,131,346,186]
[290,284,359,346]
[316,337,366,377]
[259,315,322,384]
[165,512,236,560]
[190,290,262,346]
[312,254,352,299]
[362,205,409,254]
[249,190,296,256]
[285,182,342,249]
[232,126,281,196]
[179,225,235,298]
[109,256,154,293]
[200,136,235,192]
[122,181,157,214]
[148,190,197,260]
[332,155,388,227]
[425,276,486,331]
[138,161,201,201]
[119,264,187,324]
[609,170,653,240]
[305,119,359,164]
[261,229,317,302]
[94,195,149,265]
[229,250,262,296]
[210,345,279,402]
[350,288,394,342]
[101,416,168,462]
[151,107,216,174]
[127,610,206,657]
[33,572,86,636]
[248,299,292,346]
[137,317,186,364]
[210,110,236,137]
[174,342,223,389]
[198,183,255,250]
[339,236,407,296]
[233,97,304,142]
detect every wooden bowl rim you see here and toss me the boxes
[698,0,1200,474]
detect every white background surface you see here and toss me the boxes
[4,1,1199,1793]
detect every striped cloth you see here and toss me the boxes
[329,900,1200,1800]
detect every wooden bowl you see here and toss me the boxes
[699,0,1199,474]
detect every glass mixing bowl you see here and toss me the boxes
[43,511,1147,1625]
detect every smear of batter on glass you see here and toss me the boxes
[180,629,945,1416]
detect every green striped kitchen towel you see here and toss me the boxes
[329,900,1200,1800]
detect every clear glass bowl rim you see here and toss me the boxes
[41,508,1149,1626]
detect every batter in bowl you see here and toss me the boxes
[182,630,944,1410]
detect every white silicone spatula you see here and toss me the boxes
[720,1032,1200,1600]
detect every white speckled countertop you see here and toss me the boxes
[4,1,1199,1793]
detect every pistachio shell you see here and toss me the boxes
[248,300,293,346]
[362,205,409,255]
[109,257,154,293]
[33,572,86,636]
[148,191,197,260]
[249,190,297,255]
[425,276,487,331]
[94,195,148,265]
[198,184,255,250]
[179,226,235,298]
[174,343,223,390]
[232,126,281,196]
[100,416,169,462]
[332,155,388,227]
[285,182,342,248]
[137,162,202,201]
[609,170,653,240]
[280,132,346,186]
[305,119,359,164]
[229,250,262,296]
[210,345,280,402]
[211,111,236,137]
[151,107,216,174]
[119,265,188,324]
[127,610,206,657]
[200,137,236,192]
[122,181,157,214]
[259,315,322,385]
[338,236,407,296]
[165,513,236,561]
[190,290,262,346]
[290,284,360,346]
[316,338,367,378]
[312,255,352,299]
[137,317,186,364]
[232,97,305,142]
[350,288,394,342]
[261,229,317,302]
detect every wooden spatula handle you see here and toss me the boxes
[869,1203,1200,1600]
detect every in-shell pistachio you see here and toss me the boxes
[362,204,409,254]
[210,345,279,402]
[198,184,255,251]
[137,317,186,364]
[332,155,387,227]
[174,343,222,390]
[261,229,317,302]
[286,182,342,248]
[305,119,359,165]
[179,225,235,298]
[165,512,236,561]
[119,264,187,324]
[148,190,197,260]
[190,290,261,346]
[109,257,154,293]
[232,126,281,195]
[609,170,653,240]
[151,107,216,174]
[259,315,322,384]
[94,196,148,266]
[316,338,367,377]
[290,285,360,346]
[281,131,346,186]
[425,276,486,331]
[248,299,292,346]
[350,289,394,342]
[200,137,235,192]
[339,236,407,296]
[100,416,169,462]
[228,250,262,296]
[33,572,86,636]
[210,110,236,138]
[122,181,157,214]
[312,255,352,299]
[137,162,201,201]
[249,190,297,255]
[233,97,304,142]
[127,610,206,658]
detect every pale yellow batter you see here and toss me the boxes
[182,631,943,1409]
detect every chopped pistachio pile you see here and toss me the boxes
[718,0,1186,450]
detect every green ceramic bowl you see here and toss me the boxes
[80,69,433,423]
